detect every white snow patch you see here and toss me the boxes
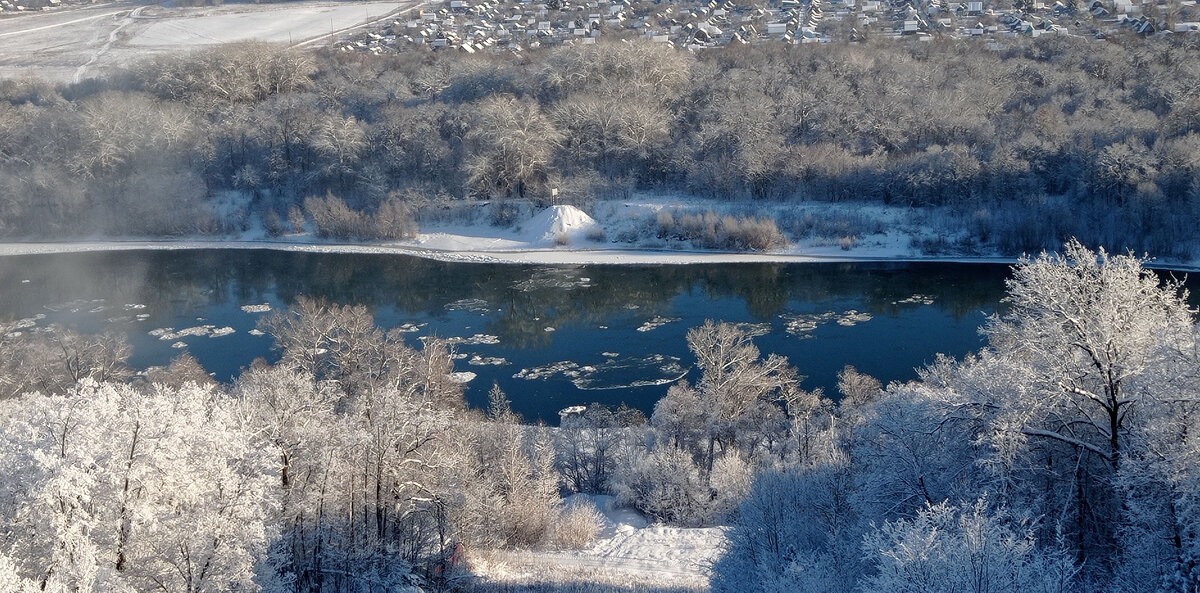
[470,494,724,590]
[520,205,598,246]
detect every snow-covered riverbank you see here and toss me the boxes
[0,198,1016,266]
[0,198,1191,270]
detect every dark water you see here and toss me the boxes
[0,250,1017,423]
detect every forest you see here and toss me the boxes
[1,240,1199,592]
[1,35,1199,255]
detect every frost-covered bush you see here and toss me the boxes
[304,192,371,239]
[656,210,787,251]
[549,503,604,550]
[612,446,726,527]
[711,465,861,593]
[861,499,1079,593]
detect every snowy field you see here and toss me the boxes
[0,0,413,81]
[466,495,725,592]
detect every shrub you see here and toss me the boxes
[656,209,787,251]
[373,197,418,240]
[549,503,604,550]
[585,226,607,243]
[304,193,418,241]
[304,193,369,240]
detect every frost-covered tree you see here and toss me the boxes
[712,464,861,593]
[979,240,1197,558]
[653,321,795,472]
[0,379,280,593]
[861,499,1079,593]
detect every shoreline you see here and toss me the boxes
[0,238,1022,266]
[1,238,1196,272]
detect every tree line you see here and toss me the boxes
[1,36,1199,255]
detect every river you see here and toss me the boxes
[0,249,1019,423]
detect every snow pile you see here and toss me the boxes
[521,205,599,246]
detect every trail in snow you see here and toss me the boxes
[74,6,143,83]
[469,495,725,591]
[0,7,128,39]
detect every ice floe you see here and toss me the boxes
[449,371,477,383]
[893,294,936,305]
[444,298,491,313]
[430,333,500,346]
[512,268,593,292]
[781,309,874,338]
[150,325,236,340]
[514,354,688,391]
[636,316,680,332]
[241,303,272,313]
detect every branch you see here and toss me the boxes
[1021,428,1113,461]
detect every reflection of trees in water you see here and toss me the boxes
[0,251,1018,332]
[22,250,1187,342]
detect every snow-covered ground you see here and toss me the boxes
[467,495,725,592]
[6,195,1192,269]
[0,0,415,81]
[0,198,1025,266]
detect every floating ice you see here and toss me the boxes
[636,316,680,332]
[12,314,43,330]
[449,371,477,383]
[432,334,500,346]
[512,268,593,292]
[782,309,874,337]
[44,299,105,313]
[468,355,508,366]
[171,342,187,349]
[893,294,935,305]
[732,322,772,337]
[444,298,491,313]
[544,327,555,332]
[152,325,236,341]
[241,303,272,313]
[836,310,873,326]
[394,322,425,333]
[514,354,688,391]
[123,304,146,310]
[248,329,265,336]
[514,360,580,381]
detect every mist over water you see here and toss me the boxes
[0,250,1038,423]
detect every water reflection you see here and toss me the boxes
[0,250,1038,423]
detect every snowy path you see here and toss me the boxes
[468,496,725,591]
[73,6,143,83]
